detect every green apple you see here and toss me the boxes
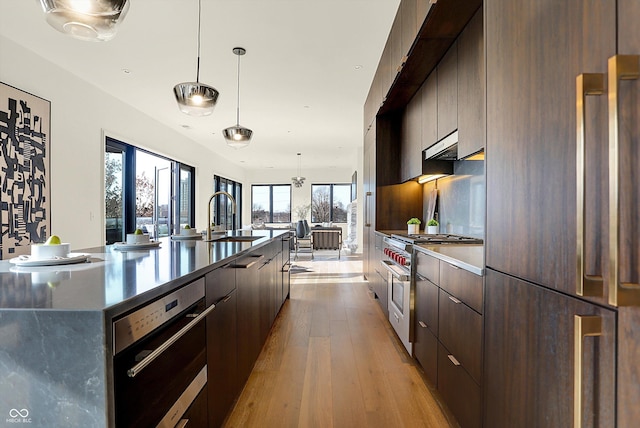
[44,235,61,245]
[134,228,144,235]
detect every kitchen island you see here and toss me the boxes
[0,229,290,427]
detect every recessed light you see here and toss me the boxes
[354,65,363,70]
[303,105,310,109]
[122,68,132,74]
[181,124,191,129]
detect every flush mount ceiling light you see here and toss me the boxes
[39,0,130,42]
[173,0,219,116]
[292,153,306,188]
[223,47,253,148]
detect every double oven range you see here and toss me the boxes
[380,233,483,354]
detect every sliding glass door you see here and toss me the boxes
[105,137,195,244]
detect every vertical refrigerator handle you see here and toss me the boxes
[573,315,602,428]
[365,191,372,227]
[608,54,640,306]
[575,73,605,297]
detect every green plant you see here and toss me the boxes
[407,217,421,225]
[427,219,439,226]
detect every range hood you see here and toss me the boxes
[418,131,457,183]
[425,130,458,160]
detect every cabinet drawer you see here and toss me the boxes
[414,322,438,385]
[416,251,439,285]
[439,261,483,313]
[437,342,481,428]
[438,289,482,384]
[415,274,438,335]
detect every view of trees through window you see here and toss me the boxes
[251,185,291,224]
[311,184,350,223]
[105,138,194,244]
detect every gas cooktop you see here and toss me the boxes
[391,233,483,245]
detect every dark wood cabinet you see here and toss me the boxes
[235,254,262,386]
[412,249,483,428]
[400,0,417,59]
[421,71,437,151]
[414,264,439,384]
[438,342,481,428]
[483,269,616,427]
[436,41,457,141]
[206,289,238,427]
[400,87,423,182]
[456,8,484,159]
[205,264,238,428]
[485,0,614,300]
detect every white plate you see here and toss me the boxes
[171,234,203,240]
[112,241,161,250]
[9,253,91,267]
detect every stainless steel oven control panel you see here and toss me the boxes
[113,278,205,355]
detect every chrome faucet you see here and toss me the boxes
[207,191,237,241]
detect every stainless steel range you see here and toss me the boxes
[382,233,483,355]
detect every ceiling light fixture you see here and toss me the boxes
[292,153,306,188]
[39,0,130,42]
[223,47,253,148]
[173,0,219,116]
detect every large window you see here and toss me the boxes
[311,184,351,223]
[213,175,242,230]
[251,185,291,224]
[105,137,195,244]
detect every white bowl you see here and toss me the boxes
[31,243,70,260]
[126,233,150,245]
[181,227,197,236]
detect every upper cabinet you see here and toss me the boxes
[436,42,458,141]
[401,86,424,182]
[421,72,438,151]
[457,8,484,159]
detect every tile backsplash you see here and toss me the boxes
[423,159,485,239]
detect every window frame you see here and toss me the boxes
[213,175,242,230]
[105,137,195,244]
[311,183,351,223]
[251,184,292,224]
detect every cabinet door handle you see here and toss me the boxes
[448,295,462,304]
[608,54,640,306]
[365,191,372,227]
[447,354,461,366]
[576,73,606,298]
[418,321,427,328]
[573,315,602,428]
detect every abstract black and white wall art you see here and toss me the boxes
[0,82,50,259]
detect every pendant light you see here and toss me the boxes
[39,0,130,42]
[173,0,219,116]
[292,153,306,187]
[223,47,253,148]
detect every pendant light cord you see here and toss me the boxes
[236,52,241,125]
[196,0,202,82]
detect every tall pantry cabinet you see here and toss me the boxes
[484,0,640,426]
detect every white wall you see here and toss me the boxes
[0,35,245,250]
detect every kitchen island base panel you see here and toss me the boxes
[0,310,107,427]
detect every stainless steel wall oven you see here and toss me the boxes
[112,278,213,427]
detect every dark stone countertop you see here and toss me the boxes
[0,229,288,317]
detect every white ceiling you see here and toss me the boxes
[0,0,400,171]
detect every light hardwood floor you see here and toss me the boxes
[223,252,456,428]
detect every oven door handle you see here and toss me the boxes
[127,304,216,378]
[379,260,410,281]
